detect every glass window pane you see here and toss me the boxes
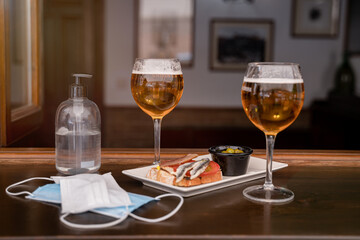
[9,0,32,110]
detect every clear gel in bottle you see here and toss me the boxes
[55,74,101,175]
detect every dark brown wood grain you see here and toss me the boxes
[0,148,360,239]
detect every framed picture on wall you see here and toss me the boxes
[136,0,195,67]
[346,0,360,55]
[292,0,340,37]
[210,19,273,71]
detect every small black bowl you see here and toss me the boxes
[208,145,253,176]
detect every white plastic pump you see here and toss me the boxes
[55,73,101,175]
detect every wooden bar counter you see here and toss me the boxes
[1,148,360,240]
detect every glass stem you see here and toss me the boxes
[264,134,276,190]
[153,118,162,165]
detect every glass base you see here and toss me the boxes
[243,185,294,204]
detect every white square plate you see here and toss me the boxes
[122,154,287,197]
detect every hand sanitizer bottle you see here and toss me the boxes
[55,74,101,175]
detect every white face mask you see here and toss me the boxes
[51,173,132,214]
[5,173,183,229]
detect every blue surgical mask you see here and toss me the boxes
[5,174,183,229]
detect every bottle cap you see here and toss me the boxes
[71,73,92,98]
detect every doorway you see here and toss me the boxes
[12,0,104,147]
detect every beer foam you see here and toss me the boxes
[132,59,182,75]
[243,77,303,84]
[132,70,183,75]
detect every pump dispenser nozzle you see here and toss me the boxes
[71,73,92,98]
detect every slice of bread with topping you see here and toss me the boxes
[146,156,222,187]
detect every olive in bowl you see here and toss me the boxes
[208,145,253,176]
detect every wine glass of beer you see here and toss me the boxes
[131,58,184,165]
[241,62,304,203]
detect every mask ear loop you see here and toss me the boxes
[129,193,184,223]
[60,193,184,228]
[5,177,54,197]
[60,206,130,229]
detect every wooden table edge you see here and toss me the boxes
[0,148,359,166]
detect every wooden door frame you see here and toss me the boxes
[0,0,43,146]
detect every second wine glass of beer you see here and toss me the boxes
[131,58,184,165]
[241,62,304,203]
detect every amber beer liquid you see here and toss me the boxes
[241,78,304,135]
[131,73,184,119]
